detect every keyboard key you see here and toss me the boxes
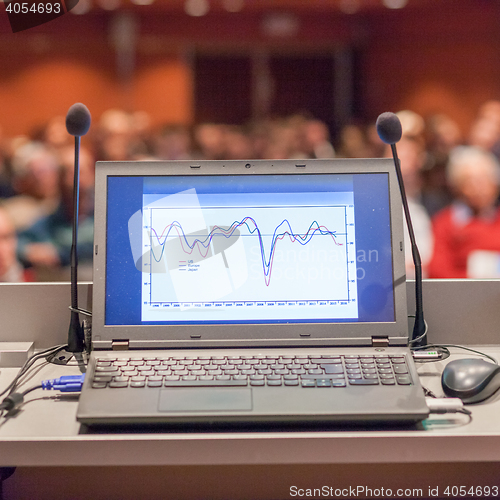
[96,361,112,367]
[109,381,129,388]
[250,379,265,386]
[147,380,163,387]
[323,364,344,374]
[92,382,107,389]
[381,379,395,385]
[378,368,393,374]
[308,369,323,375]
[257,369,273,375]
[301,380,316,387]
[128,360,144,366]
[346,368,361,374]
[267,379,282,386]
[360,360,375,367]
[349,379,379,385]
[393,365,409,374]
[155,370,171,376]
[301,374,344,380]
[316,379,331,387]
[396,375,412,385]
[130,381,146,388]
[331,380,346,387]
[390,356,406,363]
[95,366,120,373]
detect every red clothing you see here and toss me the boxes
[429,204,500,278]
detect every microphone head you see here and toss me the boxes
[376,112,402,145]
[66,103,91,137]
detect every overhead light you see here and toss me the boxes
[382,0,408,8]
[131,0,155,5]
[261,12,300,38]
[221,0,244,12]
[185,0,210,16]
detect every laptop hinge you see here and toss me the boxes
[371,336,390,348]
[112,339,130,351]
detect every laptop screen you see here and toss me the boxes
[103,169,396,328]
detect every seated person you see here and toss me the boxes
[3,141,60,231]
[428,146,500,278]
[0,205,30,282]
[387,135,433,278]
[17,147,95,281]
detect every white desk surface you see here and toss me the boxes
[1,346,499,468]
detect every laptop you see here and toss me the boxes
[76,158,429,427]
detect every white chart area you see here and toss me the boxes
[140,189,358,322]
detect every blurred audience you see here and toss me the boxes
[386,134,433,278]
[428,146,500,278]
[3,141,60,232]
[17,144,95,281]
[468,100,500,158]
[2,101,500,281]
[154,124,193,161]
[0,205,30,282]
[302,118,335,159]
[94,109,137,161]
[422,113,462,216]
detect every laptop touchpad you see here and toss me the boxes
[158,388,253,412]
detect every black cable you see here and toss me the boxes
[412,343,498,365]
[19,384,43,397]
[0,344,67,399]
[0,384,44,418]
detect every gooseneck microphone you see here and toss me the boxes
[51,103,91,364]
[376,112,427,347]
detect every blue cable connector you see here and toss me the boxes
[41,374,85,392]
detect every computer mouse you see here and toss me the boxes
[441,358,500,404]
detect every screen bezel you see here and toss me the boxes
[91,158,408,349]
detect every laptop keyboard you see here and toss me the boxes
[90,354,412,389]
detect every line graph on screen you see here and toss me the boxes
[142,203,357,309]
[148,215,344,287]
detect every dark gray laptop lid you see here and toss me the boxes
[91,158,408,349]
